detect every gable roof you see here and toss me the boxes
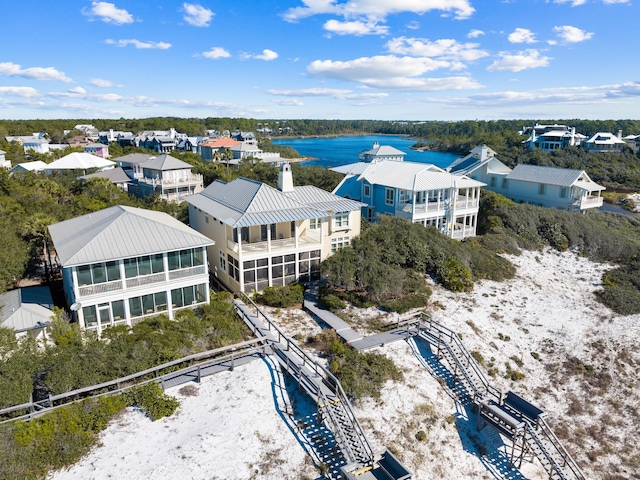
[186,177,349,228]
[361,144,406,157]
[79,167,132,184]
[0,286,54,332]
[46,152,115,171]
[140,154,191,171]
[113,153,155,166]
[506,164,605,191]
[284,186,365,213]
[447,145,504,175]
[49,205,213,267]
[585,132,626,145]
[12,160,48,172]
[199,138,241,148]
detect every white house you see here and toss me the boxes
[186,162,364,293]
[127,154,204,203]
[333,160,484,239]
[520,124,585,151]
[0,149,10,169]
[48,206,214,336]
[11,160,48,173]
[583,132,627,153]
[358,142,406,162]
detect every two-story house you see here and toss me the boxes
[583,132,626,153]
[48,205,214,336]
[125,154,204,203]
[448,146,605,212]
[333,160,484,239]
[186,162,364,293]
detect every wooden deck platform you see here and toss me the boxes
[303,284,363,343]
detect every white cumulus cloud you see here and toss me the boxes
[283,0,475,23]
[487,50,551,72]
[324,19,389,36]
[90,78,115,87]
[68,87,87,95]
[386,37,489,62]
[182,3,214,27]
[106,39,172,49]
[467,29,484,38]
[307,55,482,91]
[508,28,537,44]
[553,25,593,43]
[0,62,72,82]
[0,86,39,98]
[242,49,278,61]
[82,2,133,24]
[201,47,231,59]
[273,98,305,106]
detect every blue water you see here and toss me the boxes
[272,135,459,169]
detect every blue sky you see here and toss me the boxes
[0,0,638,121]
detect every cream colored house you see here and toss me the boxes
[186,163,364,293]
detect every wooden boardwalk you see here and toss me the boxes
[303,284,363,343]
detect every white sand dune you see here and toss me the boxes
[51,248,640,480]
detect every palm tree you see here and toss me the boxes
[21,213,57,282]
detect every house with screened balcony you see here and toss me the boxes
[48,205,213,336]
[186,162,364,293]
[332,160,484,239]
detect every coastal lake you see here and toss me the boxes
[272,135,459,169]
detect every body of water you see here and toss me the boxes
[272,135,459,169]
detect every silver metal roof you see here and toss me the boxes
[185,177,361,228]
[79,167,132,184]
[0,286,54,332]
[140,154,191,171]
[113,153,155,166]
[49,205,214,267]
[284,186,365,213]
[46,152,115,170]
[506,164,605,190]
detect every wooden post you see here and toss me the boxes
[197,365,201,383]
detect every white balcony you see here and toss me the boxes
[575,195,603,210]
[78,279,123,298]
[229,233,322,257]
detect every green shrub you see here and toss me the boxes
[124,382,179,421]
[0,395,126,480]
[254,283,304,308]
[320,293,346,311]
[415,430,427,441]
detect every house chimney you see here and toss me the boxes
[570,127,576,146]
[278,162,294,192]
[618,130,623,139]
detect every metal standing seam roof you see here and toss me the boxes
[0,287,54,332]
[79,167,132,184]
[356,161,449,189]
[46,152,115,170]
[585,132,626,145]
[506,164,605,190]
[363,145,406,156]
[113,153,155,166]
[48,205,214,267]
[139,154,192,171]
[284,185,366,212]
[185,177,356,228]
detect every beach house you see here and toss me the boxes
[48,206,213,336]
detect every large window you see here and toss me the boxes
[228,254,240,282]
[171,284,206,308]
[364,184,370,197]
[385,188,394,206]
[309,218,321,230]
[539,183,547,195]
[77,261,120,286]
[167,248,203,271]
[82,299,126,330]
[331,236,350,253]
[334,212,349,229]
[129,292,168,318]
[124,254,164,278]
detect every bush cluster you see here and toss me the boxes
[253,283,304,308]
[0,395,126,480]
[125,382,180,421]
[0,292,248,410]
[311,330,402,401]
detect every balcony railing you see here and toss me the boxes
[125,272,166,289]
[139,173,203,188]
[78,280,123,297]
[450,226,476,239]
[168,265,206,280]
[229,234,322,256]
[575,195,603,209]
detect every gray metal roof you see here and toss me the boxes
[49,205,214,267]
[447,145,500,175]
[140,154,191,171]
[113,153,155,166]
[0,286,54,332]
[185,177,360,228]
[361,144,406,157]
[284,186,365,213]
[506,164,605,190]
[46,152,115,170]
[79,167,132,184]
